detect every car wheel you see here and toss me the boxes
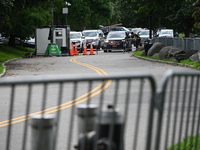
[104,50,107,52]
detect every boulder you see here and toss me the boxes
[158,46,183,60]
[189,50,200,62]
[174,53,187,62]
[168,47,183,57]
[152,53,159,58]
[136,47,144,51]
[158,46,173,59]
[147,42,165,56]
[184,50,199,59]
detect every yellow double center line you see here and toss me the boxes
[0,56,112,127]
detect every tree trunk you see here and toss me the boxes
[8,35,16,46]
[184,27,191,37]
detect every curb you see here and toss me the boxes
[133,55,199,70]
[0,57,22,77]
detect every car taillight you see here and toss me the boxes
[109,41,114,44]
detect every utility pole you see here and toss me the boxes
[149,10,153,39]
[50,0,54,44]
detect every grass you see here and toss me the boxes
[0,45,35,74]
[167,134,200,150]
[132,50,200,70]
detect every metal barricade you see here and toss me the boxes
[152,37,200,50]
[155,70,200,150]
[1,70,200,150]
[0,73,156,150]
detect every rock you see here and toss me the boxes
[174,53,187,62]
[189,50,200,62]
[184,50,199,59]
[136,47,144,51]
[147,42,165,56]
[168,47,183,57]
[158,46,183,60]
[141,50,146,56]
[152,53,159,58]
[158,46,173,59]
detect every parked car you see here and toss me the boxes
[138,30,153,44]
[103,31,132,52]
[82,30,105,50]
[157,29,174,37]
[131,28,146,34]
[24,37,35,48]
[70,31,85,52]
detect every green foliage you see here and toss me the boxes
[180,59,200,68]
[187,0,200,28]
[0,0,200,40]
[133,51,143,56]
[167,134,200,150]
[120,0,195,36]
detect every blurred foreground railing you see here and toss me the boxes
[0,70,200,150]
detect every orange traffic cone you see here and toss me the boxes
[74,43,78,55]
[89,43,95,55]
[70,43,74,56]
[83,42,88,55]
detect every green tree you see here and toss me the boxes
[4,0,52,45]
[0,0,14,33]
[187,0,200,28]
[66,0,114,30]
[120,0,195,37]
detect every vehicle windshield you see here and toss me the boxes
[70,33,81,39]
[82,32,98,37]
[139,30,149,35]
[107,32,126,38]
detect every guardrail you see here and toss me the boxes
[152,37,200,50]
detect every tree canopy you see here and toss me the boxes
[0,0,199,45]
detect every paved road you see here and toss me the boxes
[1,50,197,150]
[4,51,194,87]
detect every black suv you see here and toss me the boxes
[103,31,132,52]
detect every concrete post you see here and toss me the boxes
[29,114,56,150]
[76,104,97,135]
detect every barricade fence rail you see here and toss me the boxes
[155,70,200,150]
[152,37,200,50]
[0,70,199,150]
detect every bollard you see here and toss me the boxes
[76,104,97,135]
[75,105,124,150]
[96,105,124,150]
[29,114,56,150]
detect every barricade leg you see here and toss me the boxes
[76,104,97,134]
[29,114,56,150]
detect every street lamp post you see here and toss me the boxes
[62,2,71,55]
[62,2,71,25]
[50,0,54,44]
